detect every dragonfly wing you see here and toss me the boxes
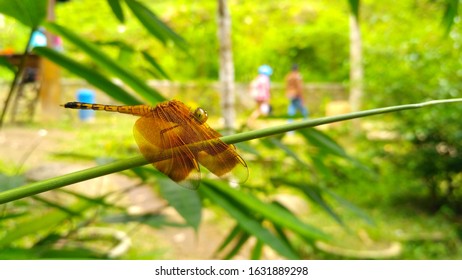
[197,139,249,183]
[133,115,201,190]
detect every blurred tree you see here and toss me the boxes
[217,0,236,134]
[348,0,363,116]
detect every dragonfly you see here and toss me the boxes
[63,100,248,189]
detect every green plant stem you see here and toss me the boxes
[0,98,461,204]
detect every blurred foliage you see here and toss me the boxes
[1,0,462,259]
[0,0,369,260]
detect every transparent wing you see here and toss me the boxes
[133,115,201,190]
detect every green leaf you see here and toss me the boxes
[222,231,250,260]
[298,128,350,159]
[124,0,187,51]
[158,178,202,231]
[103,213,185,228]
[275,178,345,227]
[264,137,308,167]
[33,47,141,105]
[0,199,93,248]
[348,0,360,19]
[0,0,47,28]
[215,224,241,254]
[323,187,375,226]
[251,239,264,260]
[204,180,329,241]
[442,0,459,34]
[0,56,16,73]
[142,51,170,80]
[0,174,26,192]
[43,22,165,104]
[107,0,125,23]
[200,185,299,259]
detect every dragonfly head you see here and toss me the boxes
[193,107,208,124]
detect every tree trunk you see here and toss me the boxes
[39,0,62,122]
[349,13,363,114]
[217,0,235,134]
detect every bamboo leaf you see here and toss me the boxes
[223,231,250,260]
[442,0,459,34]
[274,178,345,227]
[33,47,141,105]
[43,22,165,104]
[200,185,299,259]
[124,0,187,51]
[348,0,360,19]
[323,187,375,225]
[250,239,264,260]
[0,57,16,73]
[264,137,308,167]
[107,0,125,23]
[0,0,46,28]
[215,224,241,254]
[158,178,201,231]
[298,128,350,159]
[0,200,93,248]
[142,51,171,80]
[204,180,328,241]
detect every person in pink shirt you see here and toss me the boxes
[247,65,273,127]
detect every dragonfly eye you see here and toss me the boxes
[193,107,208,124]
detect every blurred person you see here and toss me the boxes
[247,64,273,127]
[285,64,308,120]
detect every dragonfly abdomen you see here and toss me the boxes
[63,102,154,116]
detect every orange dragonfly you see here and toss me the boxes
[63,100,248,189]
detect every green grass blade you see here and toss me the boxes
[205,180,328,241]
[142,51,171,80]
[222,231,250,260]
[250,239,264,260]
[44,22,165,104]
[0,0,46,28]
[125,0,187,51]
[33,47,141,105]
[275,178,344,227]
[0,199,93,248]
[0,56,15,73]
[157,178,201,231]
[215,224,242,254]
[200,185,299,259]
[107,0,125,23]
[298,128,350,159]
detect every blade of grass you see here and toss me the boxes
[141,51,171,80]
[222,231,250,260]
[250,239,264,260]
[0,0,46,28]
[0,199,93,247]
[125,0,187,51]
[33,47,141,105]
[215,224,241,255]
[205,180,328,241]
[157,177,202,231]
[44,22,165,104]
[107,0,125,23]
[200,185,299,259]
[0,99,461,204]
